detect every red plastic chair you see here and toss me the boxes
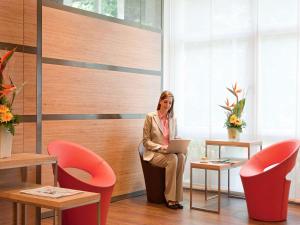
[240,139,300,221]
[47,140,116,225]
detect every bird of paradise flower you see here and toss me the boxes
[219,82,246,132]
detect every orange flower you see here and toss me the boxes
[0,84,16,98]
[0,105,9,113]
[1,112,13,122]
[0,47,16,73]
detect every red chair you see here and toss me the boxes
[240,139,300,221]
[48,140,116,225]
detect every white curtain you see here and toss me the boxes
[164,0,300,201]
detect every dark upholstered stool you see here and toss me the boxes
[138,143,166,204]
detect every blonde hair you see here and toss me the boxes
[156,90,174,118]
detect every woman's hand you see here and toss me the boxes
[158,145,168,153]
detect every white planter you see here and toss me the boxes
[0,127,13,158]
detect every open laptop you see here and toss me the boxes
[167,139,191,154]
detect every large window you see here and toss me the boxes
[62,0,162,29]
[166,0,300,200]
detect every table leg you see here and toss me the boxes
[260,144,262,151]
[228,169,230,197]
[97,201,101,225]
[21,204,26,225]
[248,147,250,159]
[13,202,18,225]
[205,145,207,157]
[54,162,58,187]
[57,210,62,225]
[53,210,57,225]
[205,169,207,201]
[218,170,221,213]
[35,207,41,225]
[218,145,221,158]
[190,165,193,208]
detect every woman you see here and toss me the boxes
[143,90,185,209]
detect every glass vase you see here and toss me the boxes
[227,128,240,141]
[0,127,13,158]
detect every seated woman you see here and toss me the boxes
[142,90,185,209]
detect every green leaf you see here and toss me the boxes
[232,98,246,117]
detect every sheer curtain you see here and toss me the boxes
[164,0,300,200]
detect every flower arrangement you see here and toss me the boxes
[219,82,246,132]
[0,48,20,135]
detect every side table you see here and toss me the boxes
[0,153,58,225]
[0,183,100,225]
[205,139,263,159]
[190,160,245,213]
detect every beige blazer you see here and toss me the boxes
[142,111,177,161]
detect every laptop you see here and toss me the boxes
[166,139,191,154]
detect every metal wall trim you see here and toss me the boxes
[0,42,36,54]
[43,0,162,33]
[20,115,37,123]
[42,57,162,76]
[42,114,145,120]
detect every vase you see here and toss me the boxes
[227,128,240,141]
[0,127,13,158]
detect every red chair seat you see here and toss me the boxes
[48,140,116,225]
[240,139,300,221]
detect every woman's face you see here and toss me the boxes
[159,96,173,112]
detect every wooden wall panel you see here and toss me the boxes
[24,0,37,46]
[24,54,36,115]
[43,6,161,71]
[0,0,23,44]
[0,0,36,47]
[42,119,145,196]
[42,64,160,114]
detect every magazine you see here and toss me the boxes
[199,158,231,164]
[20,186,83,198]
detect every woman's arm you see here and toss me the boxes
[143,114,161,151]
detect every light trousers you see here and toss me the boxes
[150,152,186,202]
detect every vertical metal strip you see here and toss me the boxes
[36,0,43,162]
[161,0,164,91]
[36,1,42,225]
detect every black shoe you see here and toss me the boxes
[176,203,184,209]
[166,201,177,210]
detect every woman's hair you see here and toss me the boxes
[156,90,175,118]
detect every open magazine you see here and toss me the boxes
[199,158,231,163]
[20,186,83,198]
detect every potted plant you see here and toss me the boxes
[0,48,20,158]
[219,82,246,141]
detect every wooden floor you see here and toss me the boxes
[42,190,300,225]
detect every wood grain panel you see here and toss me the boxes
[0,0,36,47]
[42,119,145,196]
[43,6,161,71]
[42,64,160,114]
[24,54,36,115]
[0,0,23,44]
[12,122,36,154]
[24,0,37,46]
